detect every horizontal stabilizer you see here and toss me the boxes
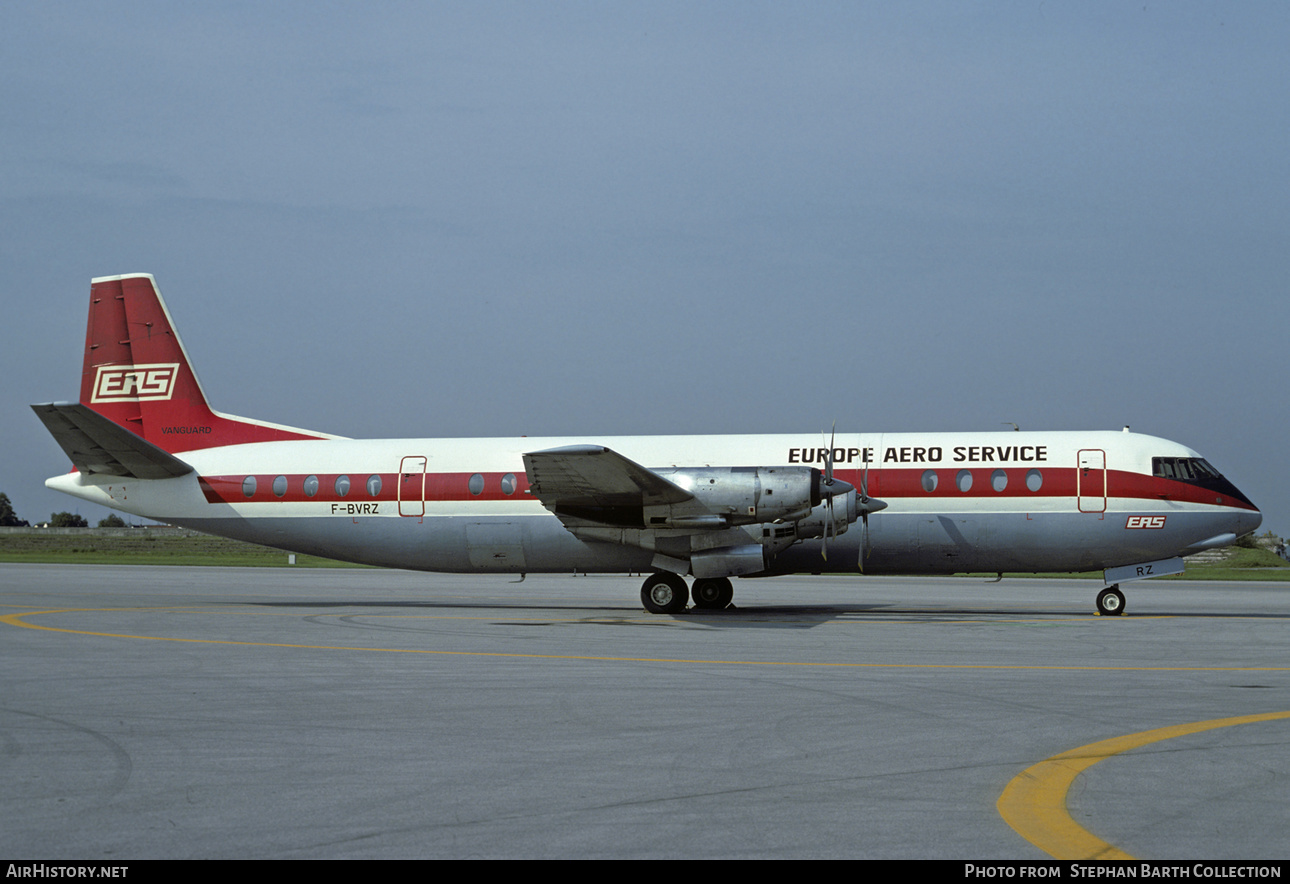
[32,402,193,480]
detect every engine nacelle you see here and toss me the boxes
[650,466,821,527]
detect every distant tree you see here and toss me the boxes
[98,514,127,528]
[49,512,89,528]
[1234,533,1259,549]
[0,493,29,527]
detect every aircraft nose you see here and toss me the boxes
[1220,476,1261,539]
[1241,507,1263,538]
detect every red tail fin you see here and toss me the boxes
[80,274,333,453]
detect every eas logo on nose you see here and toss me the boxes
[1125,515,1167,529]
[91,364,180,402]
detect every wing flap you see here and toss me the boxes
[32,402,193,479]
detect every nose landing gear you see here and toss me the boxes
[1096,585,1125,616]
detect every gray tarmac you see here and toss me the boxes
[1,564,1287,860]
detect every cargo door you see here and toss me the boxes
[466,522,528,571]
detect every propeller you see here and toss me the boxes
[856,450,888,572]
[818,423,854,561]
[809,424,883,565]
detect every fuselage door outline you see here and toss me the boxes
[398,455,428,517]
[1077,448,1107,514]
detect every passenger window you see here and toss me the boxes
[956,470,973,492]
[468,473,484,496]
[303,475,319,498]
[273,475,288,498]
[335,475,351,497]
[242,476,257,498]
[1026,469,1043,492]
[367,475,382,497]
[501,473,517,495]
[921,470,938,493]
[991,470,1007,492]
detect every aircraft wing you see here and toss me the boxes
[32,402,193,480]
[522,444,693,509]
[523,445,768,576]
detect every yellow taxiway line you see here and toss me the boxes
[5,607,1290,672]
[997,710,1290,860]
[8,605,1288,857]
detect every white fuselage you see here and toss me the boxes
[47,429,1261,577]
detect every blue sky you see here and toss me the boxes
[3,2,1286,538]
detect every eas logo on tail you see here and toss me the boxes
[91,364,180,402]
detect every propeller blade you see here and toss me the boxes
[827,422,836,486]
[820,424,836,561]
[856,496,888,570]
[854,447,887,571]
[820,422,837,488]
[859,511,868,571]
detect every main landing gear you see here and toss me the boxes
[1096,585,1126,617]
[691,577,734,610]
[640,573,734,614]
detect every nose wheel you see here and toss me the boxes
[1096,585,1125,616]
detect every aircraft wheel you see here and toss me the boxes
[1096,586,1126,617]
[691,577,733,610]
[641,572,689,614]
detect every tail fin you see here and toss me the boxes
[76,274,334,453]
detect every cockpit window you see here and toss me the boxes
[1153,457,1221,482]
[1151,456,1255,510]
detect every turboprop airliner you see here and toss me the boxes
[34,274,1261,615]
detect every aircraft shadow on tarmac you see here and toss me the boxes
[239,598,913,629]
[233,598,1290,632]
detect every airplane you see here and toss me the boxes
[33,274,1262,616]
